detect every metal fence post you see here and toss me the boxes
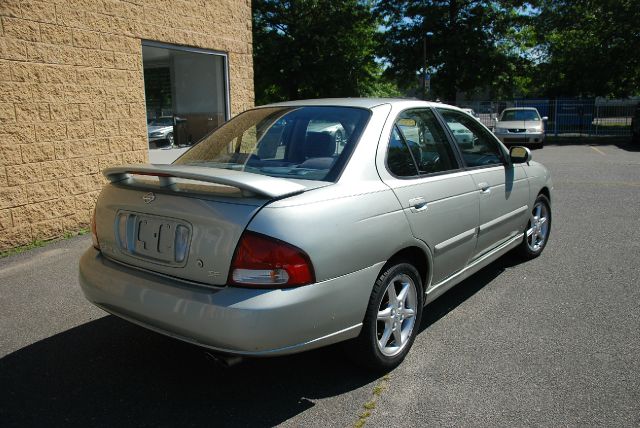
[595,104,599,136]
[553,99,558,136]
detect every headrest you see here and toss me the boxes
[305,132,334,158]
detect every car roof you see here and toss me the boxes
[258,98,447,110]
[503,107,539,111]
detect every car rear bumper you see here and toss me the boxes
[79,248,382,356]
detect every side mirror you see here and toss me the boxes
[494,117,499,122]
[509,146,532,164]
[542,116,548,121]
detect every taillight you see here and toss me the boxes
[229,231,315,288]
[91,207,100,250]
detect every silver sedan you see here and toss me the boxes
[79,99,553,370]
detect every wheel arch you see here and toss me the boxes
[538,186,551,204]
[384,245,432,300]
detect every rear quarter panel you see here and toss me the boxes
[247,181,420,282]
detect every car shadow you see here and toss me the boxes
[419,252,524,332]
[0,316,378,427]
[0,253,525,428]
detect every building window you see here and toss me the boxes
[142,41,229,163]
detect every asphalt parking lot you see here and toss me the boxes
[1,142,639,427]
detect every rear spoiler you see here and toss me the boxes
[103,164,307,199]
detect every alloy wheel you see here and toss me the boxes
[376,273,418,357]
[526,201,550,252]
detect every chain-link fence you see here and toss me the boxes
[456,99,638,137]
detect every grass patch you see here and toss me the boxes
[352,374,391,428]
[363,400,376,410]
[354,411,370,428]
[372,384,386,396]
[0,228,90,259]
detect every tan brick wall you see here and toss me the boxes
[0,0,254,250]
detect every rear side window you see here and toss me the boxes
[438,109,505,168]
[386,108,458,178]
[387,126,419,177]
[175,106,370,182]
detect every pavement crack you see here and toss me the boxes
[353,374,390,428]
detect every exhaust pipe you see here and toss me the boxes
[203,351,244,368]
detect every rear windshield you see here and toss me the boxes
[174,106,370,182]
[500,109,540,121]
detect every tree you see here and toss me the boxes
[253,0,383,104]
[533,0,640,98]
[375,0,538,102]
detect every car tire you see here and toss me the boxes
[517,194,551,259]
[344,261,423,371]
[166,132,174,147]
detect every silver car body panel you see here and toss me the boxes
[80,248,385,355]
[94,184,264,286]
[466,164,530,258]
[80,99,553,357]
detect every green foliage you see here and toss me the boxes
[253,0,384,104]
[375,0,536,102]
[0,228,89,259]
[534,0,640,97]
[252,1,640,102]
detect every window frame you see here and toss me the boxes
[384,108,463,180]
[433,107,510,171]
[142,40,231,124]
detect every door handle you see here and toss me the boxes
[478,182,491,194]
[409,197,428,213]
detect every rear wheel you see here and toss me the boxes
[518,194,551,259]
[345,262,423,371]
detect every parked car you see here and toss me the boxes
[307,120,347,149]
[461,107,480,120]
[147,116,175,148]
[80,99,553,370]
[447,121,475,148]
[632,105,640,144]
[494,107,547,148]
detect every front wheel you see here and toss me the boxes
[518,194,551,259]
[345,262,423,371]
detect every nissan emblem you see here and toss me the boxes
[142,192,156,204]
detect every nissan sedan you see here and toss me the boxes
[79,99,553,370]
[494,107,547,147]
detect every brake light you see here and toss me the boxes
[230,231,315,287]
[91,207,100,250]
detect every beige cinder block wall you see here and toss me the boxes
[0,0,254,250]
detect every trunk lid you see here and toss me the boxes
[95,164,324,286]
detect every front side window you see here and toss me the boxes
[386,109,458,177]
[174,106,369,182]
[438,109,505,168]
